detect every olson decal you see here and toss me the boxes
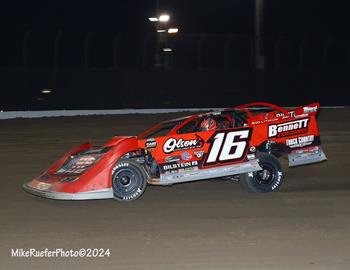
[163,135,204,154]
[204,128,252,165]
[268,118,309,138]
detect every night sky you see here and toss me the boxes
[1,0,350,36]
[1,0,350,109]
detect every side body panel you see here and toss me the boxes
[139,127,262,185]
[247,103,327,166]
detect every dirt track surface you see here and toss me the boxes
[1,109,350,270]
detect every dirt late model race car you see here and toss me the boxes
[23,102,327,202]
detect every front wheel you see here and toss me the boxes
[240,153,284,193]
[112,160,148,202]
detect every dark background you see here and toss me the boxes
[1,0,350,110]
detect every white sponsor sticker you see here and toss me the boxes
[286,135,314,148]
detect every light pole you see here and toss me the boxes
[148,14,169,67]
[148,13,179,68]
[255,0,265,70]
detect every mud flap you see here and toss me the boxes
[288,146,327,167]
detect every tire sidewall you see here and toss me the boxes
[242,153,284,192]
[112,160,147,202]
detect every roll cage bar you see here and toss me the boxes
[226,102,289,118]
[138,102,289,139]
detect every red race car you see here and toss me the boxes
[23,102,327,202]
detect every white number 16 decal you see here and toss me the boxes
[205,129,252,165]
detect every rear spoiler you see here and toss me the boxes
[292,102,320,117]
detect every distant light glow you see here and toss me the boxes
[148,17,159,22]
[168,28,179,34]
[159,14,170,22]
[163,48,173,52]
[42,89,52,94]
[157,29,166,33]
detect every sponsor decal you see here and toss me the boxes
[246,153,256,160]
[286,135,314,148]
[194,150,204,158]
[268,118,309,138]
[164,155,181,163]
[161,161,198,172]
[37,182,51,191]
[303,106,318,113]
[276,111,295,118]
[178,166,199,173]
[163,135,204,154]
[251,118,278,125]
[293,145,320,155]
[204,128,252,165]
[181,152,192,161]
[145,138,157,150]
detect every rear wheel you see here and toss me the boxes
[240,153,284,193]
[112,160,147,202]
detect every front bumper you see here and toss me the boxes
[22,183,113,200]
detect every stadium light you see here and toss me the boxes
[162,48,173,52]
[157,29,166,33]
[168,28,178,34]
[158,14,170,22]
[148,17,159,22]
[42,89,52,94]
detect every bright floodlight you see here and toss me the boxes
[162,48,173,52]
[159,14,170,22]
[157,29,166,33]
[148,17,159,22]
[168,28,178,34]
[42,89,52,94]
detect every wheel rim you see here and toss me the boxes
[112,168,142,198]
[254,163,276,185]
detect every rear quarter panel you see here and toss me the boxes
[248,106,321,152]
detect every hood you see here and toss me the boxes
[102,136,137,148]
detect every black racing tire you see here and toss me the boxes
[112,160,148,202]
[240,152,284,193]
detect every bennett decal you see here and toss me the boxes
[268,118,309,138]
[204,128,252,165]
[286,135,314,148]
[145,138,157,150]
[163,135,203,154]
